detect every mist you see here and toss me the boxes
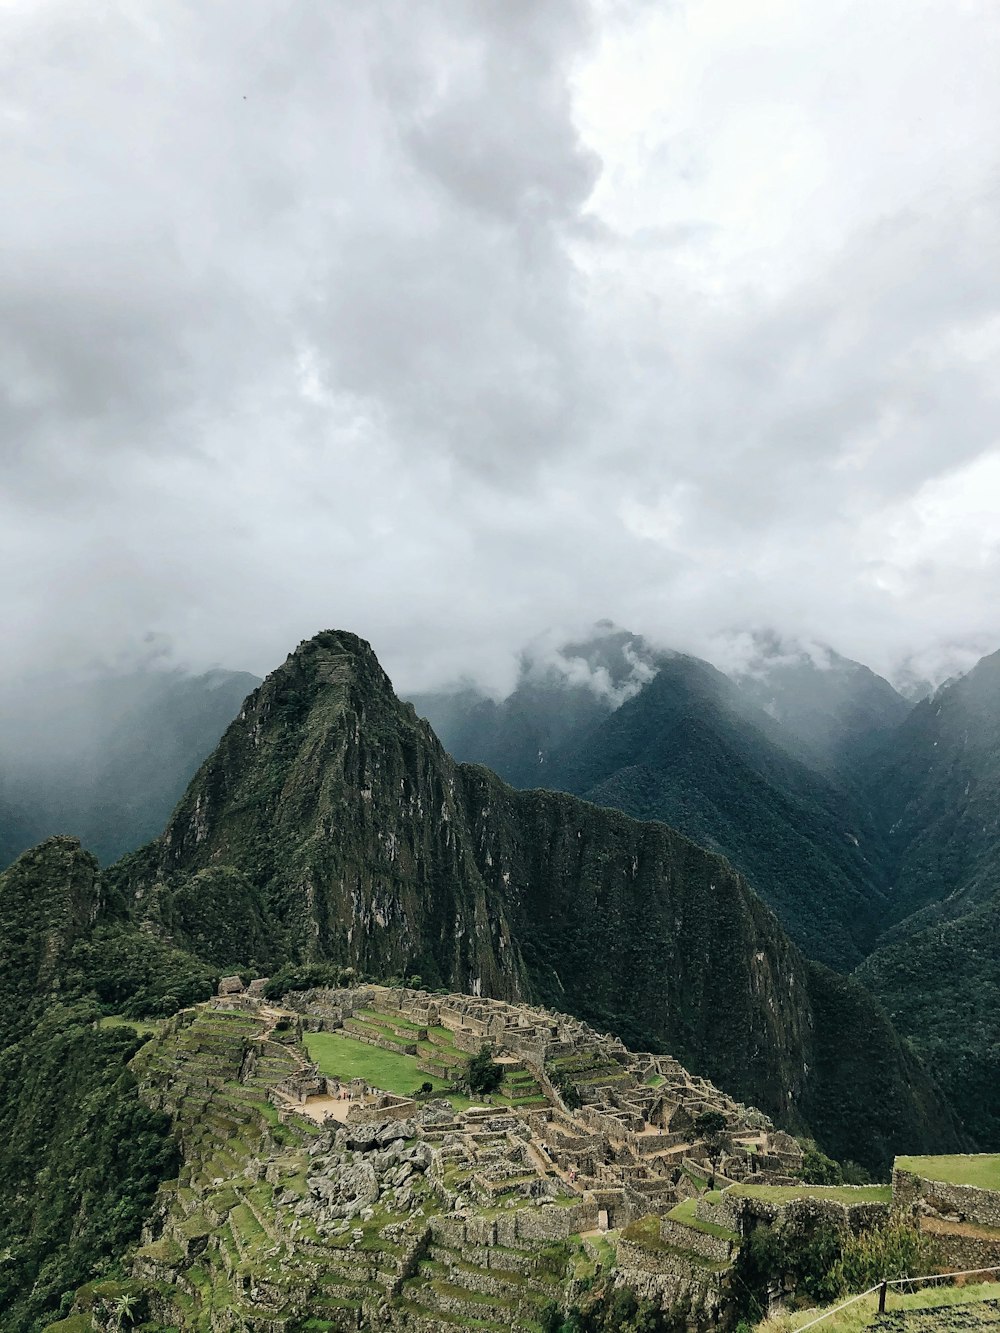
[3,0,1000,705]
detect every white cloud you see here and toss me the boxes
[2,0,1000,694]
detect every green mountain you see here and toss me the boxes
[0,630,965,1325]
[856,648,1000,1145]
[503,653,891,969]
[726,632,911,776]
[103,632,952,1160]
[409,625,655,788]
[412,632,903,969]
[862,648,1000,931]
[858,893,1000,1146]
[0,667,260,869]
[0,838,180,1331]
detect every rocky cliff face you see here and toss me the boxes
[112,633,527,997]
[104,630,957,1167]
[0,835,102,1042]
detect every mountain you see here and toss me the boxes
[0,666,260,868]
[409,624,657,788]
[101,629,955,1167]
[540,651,899,968]
[855,648,1000,1145]
[0,629,966,1325]
[0,838,179,1331]
[861,648,1000,932]
[858,894,1000,1147]
[725,632,911,775]
[416,636,894,970]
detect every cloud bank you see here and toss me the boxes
[3,0,1000,696]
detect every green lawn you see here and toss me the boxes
[304,1031,453,1098]
[895,1155,1000,1191]
[726,1183,891,1206]
[304,1028,544,1115]
[760,1281,1000,1333]
[667,1197,740,1242]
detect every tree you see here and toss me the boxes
[556,1072,582,1110]
[694,1110,729,1173]
[465,1044,503,1095]
[799,1140,844,1185]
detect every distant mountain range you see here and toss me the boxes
[1,631,959,1172]
[412,622,1000,1146]
[0,667,259,866]
[411,627,906,968]
[2,621,999,1148]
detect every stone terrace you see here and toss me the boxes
[118,983,804,1330]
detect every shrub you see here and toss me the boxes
[464,1044,503,1095]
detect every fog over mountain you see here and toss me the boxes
[3,0,1000,701]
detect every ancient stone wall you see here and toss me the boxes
[894,1169,1000,1230]
[921,1222,1000,1274]
[659,1216,734,1264]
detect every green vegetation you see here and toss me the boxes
[761,1281,1000,1333]
[895,1155,1000,1190]
[798,1141,871,1187]
[539,1284,700,1333]
[667,1197,740,1243]
[856,648,1000,1147]
[66,924,216,1018]
[463,1043,504,1095]
[263,962,359,999]
[797,961,958,1174]
[97,1015,163,1038]
[304,1030,453,1098]
[732,1216,932,1322]
[859,895,1000,1147]
[0,1004,177,1332]
[727,1183,891,1205]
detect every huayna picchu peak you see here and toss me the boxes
[0,628,969,1332]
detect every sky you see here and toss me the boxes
[3,0,1000,698]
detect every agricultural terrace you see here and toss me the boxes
[895,1156,1000,1191]
[302,1004,548,1113]
[727,1182,892,1206]
[758,1283,1000,1333]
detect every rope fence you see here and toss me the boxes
[792,1264,1000,1332]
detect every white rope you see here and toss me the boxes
[888,1265,1000,1288]
[788,1265,1000,1331]
[793,1286,881,1332]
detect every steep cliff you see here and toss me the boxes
[415,643,894,970]
[106,630,956,1167]
[855,648,1000,1146]
[0,836,103,1043]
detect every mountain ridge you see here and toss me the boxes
[86,629,958,1169]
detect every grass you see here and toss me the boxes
[726,1183,891,1206]
[305,1030,454,1097]
[304,1027,539,1113]
[98,1014,164,1037]
[668,1196,740,1243]
[895,1156,1000,1191]
[759,1281,1000,1333]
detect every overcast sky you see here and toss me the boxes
[4,0,1000,696]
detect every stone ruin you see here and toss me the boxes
[273,981,804,1229]
[124,983,814,1329]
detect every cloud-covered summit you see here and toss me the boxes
[3,0,999,695]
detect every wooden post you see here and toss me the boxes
[878,1282,888,1314]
